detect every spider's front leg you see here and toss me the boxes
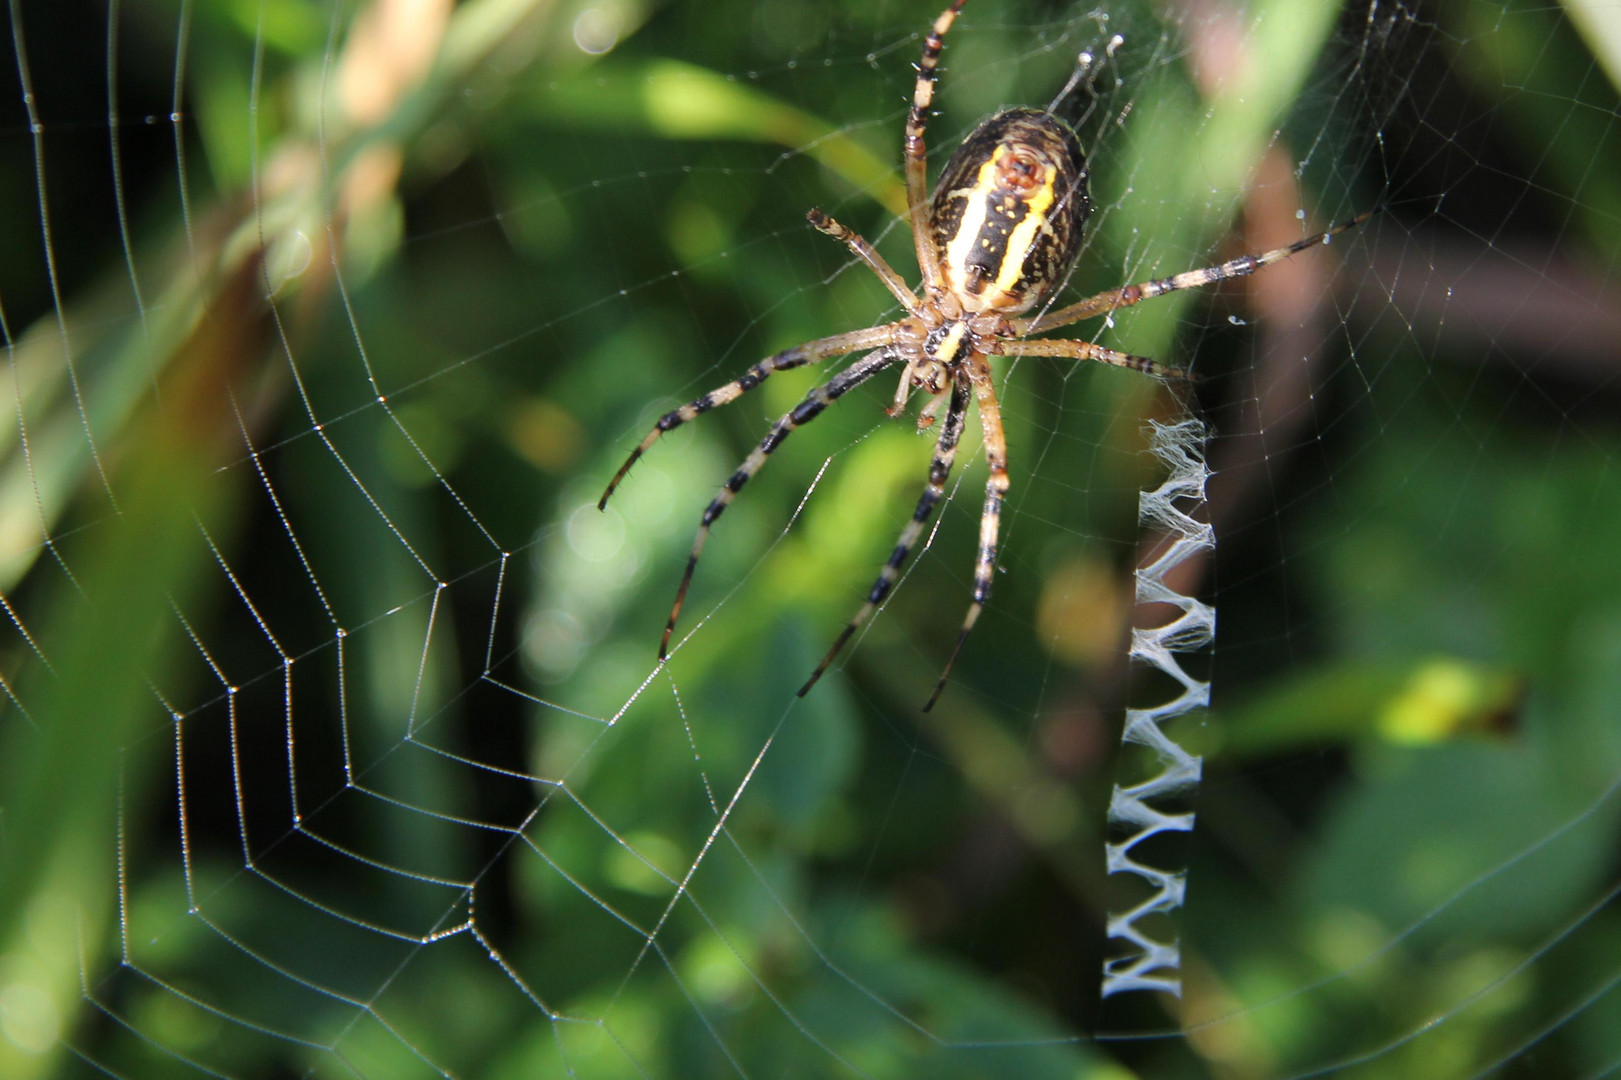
[799,376,972,697]
[661,347,901,660]
[924,355,1006,711]
[992,337,1192,381]
[598,325,899,510]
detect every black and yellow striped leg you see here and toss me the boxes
[599,324,901,511]
[1014,210,1373,337]
[992,338,1192,381]
[799,376,972,698]
[924,358,1006,711]
[662,347,902,660]
[905,0,971,291]
[807,208,922,315]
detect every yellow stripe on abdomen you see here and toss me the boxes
[938,145,1060,312]
[942,155,999,295]
[993,171,1056,298]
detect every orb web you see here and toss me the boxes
[0,1,1618,1078]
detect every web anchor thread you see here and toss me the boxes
[1101,418,1212,999]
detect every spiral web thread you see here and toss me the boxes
[1101,418,1212,999]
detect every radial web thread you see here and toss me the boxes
[1101,418,1212,999]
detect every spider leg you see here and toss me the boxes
[924,355,1005,711]
[799,376,972,698]
[808,208,922,315]
[599,324,900,510]
[906,0,971,293]
[1015,210,1373,336]
[662,347,902,659]
[992,337,1192,381]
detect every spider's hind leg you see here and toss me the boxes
[1015,210,1373,336]
[905,0,972,291]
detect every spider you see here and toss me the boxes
[600,0,1365,710]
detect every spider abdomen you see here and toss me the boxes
[929,107,1089,315]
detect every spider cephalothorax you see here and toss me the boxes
[599,0,1365,709]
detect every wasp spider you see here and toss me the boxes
[600,0,1366,709]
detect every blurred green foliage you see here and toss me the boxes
[1,0,1619,1077]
